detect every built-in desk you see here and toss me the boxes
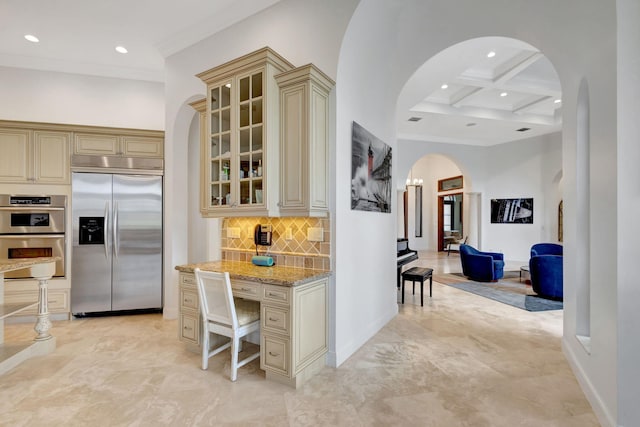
[175,260,331,388]
[1,257,58,375]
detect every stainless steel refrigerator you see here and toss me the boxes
[71,172,163,315]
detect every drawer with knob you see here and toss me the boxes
[261,334,290,376]
[180,314,200,345]
[262,284,290,305]
[231,280,261,300]
[262,305,290,335]
[180,289,199,311]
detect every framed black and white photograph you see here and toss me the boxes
[351,121,392,213]
[491,198,534,224]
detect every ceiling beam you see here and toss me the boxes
[410,102,557,126]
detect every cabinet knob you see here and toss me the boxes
[268,317,278,322]
[268,351,279,357]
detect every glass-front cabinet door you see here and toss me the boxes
[237,71,264,207]
[208,81,232,207]
[198,47,294,217]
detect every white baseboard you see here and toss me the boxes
[333,303,397,367]
[563,338,616,427]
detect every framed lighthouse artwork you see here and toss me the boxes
[350,121,392,213]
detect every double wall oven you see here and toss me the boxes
[0,195,66,279]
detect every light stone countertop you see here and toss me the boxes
[175,260,331,287]
[0,257,61,274]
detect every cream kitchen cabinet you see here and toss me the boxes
[0,127,71,184]
[178,272,201,350]
[194,48,334,218]
[196,47,294,217]
[176,266,328,388]
[73,132,163,158]
[275,64,334,217]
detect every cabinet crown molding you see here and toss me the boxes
[196,46,295,84]
[275,64,335,92]
[0,120,164,139]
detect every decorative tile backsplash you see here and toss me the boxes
[221,217,331,271]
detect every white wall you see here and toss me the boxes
[399,133,562,262]
[340,1,617,425]
[406,155,462,251]
[0,66,164,129]
[483,133,562,260]
[616,1,640,425]
[163,0,360,362]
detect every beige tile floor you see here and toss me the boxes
[0,252,599,426]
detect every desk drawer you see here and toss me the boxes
[263,285,290,305]
[262,334,290,376]
[180,272,196,287]
[180,313,200,345]
[180,288,199,311]
[262,305,290,335]
[231,280,261,300]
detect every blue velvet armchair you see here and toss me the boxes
[531,243,563,257]
[459,244,505,282]
[529,255,563,299]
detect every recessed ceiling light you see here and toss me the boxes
[554,99,562,104]
[487,51,496,58]
[408,117,422,122]
[500,92,508,97]
[441,84,448,89]
[516,127,531,132]
[115,46,128,54]
[24,34,39,43]
[466,122,477,127]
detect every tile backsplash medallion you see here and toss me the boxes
[221,217,331,271]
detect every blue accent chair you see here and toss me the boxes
[531,243,563,257]
[459,244,505,282]
[529,243,563,300]
[529,255,563,300]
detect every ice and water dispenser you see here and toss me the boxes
[79,217,105,245]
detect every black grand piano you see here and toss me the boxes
[397,238,418,288]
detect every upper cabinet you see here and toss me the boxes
[0,126,70,184]
[197,47,293,217]
[195,47,334,218]
[0,121,164,186]
[74,133,163,158]
[276,65,334,217]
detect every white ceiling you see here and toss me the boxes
[397,37,562,146]
[0,0,281,82]
[0,4,561,146]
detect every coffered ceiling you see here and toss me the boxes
[0,4,561,146]
[396,37,562,146]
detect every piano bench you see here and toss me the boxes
[401,267,433,306]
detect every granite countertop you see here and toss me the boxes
[0,257,61,274]
[175,260,331,287]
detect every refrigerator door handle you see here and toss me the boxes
[113,201,119,258]
[103,201,110,259]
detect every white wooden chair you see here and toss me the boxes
[194,268,261,381]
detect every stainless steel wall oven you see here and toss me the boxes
[0,195,66,279]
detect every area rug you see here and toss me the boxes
[435,271,563,312]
